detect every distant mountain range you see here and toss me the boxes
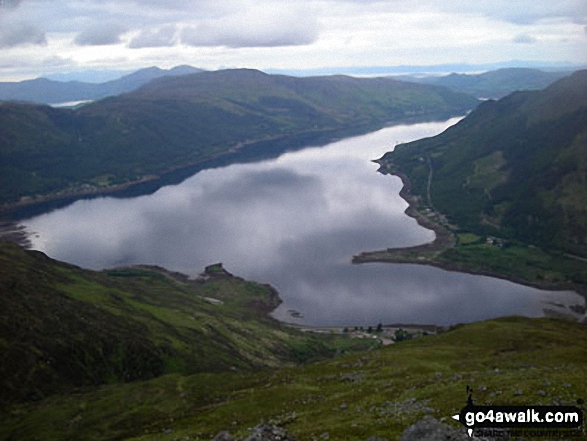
[396,68,571,99]
[269,61,585,78]
[380,70,587,256]
[0,65,574,105]
[0,65,203,105]
[0,68,477,208]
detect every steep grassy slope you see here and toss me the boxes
[0,69,478,208]
[379,70,587,257]
[1,316,585,440]
[0,242,373,406]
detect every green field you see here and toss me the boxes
[436,242,587,288]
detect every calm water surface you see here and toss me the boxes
[23,119,583,325]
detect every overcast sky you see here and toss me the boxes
[0,0,586,81]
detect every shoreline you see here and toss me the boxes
[3,237,583,333]
[0,113,466,219]
[0,221,32,248]
[0,121,395,218]
[283,321,445,333]
[5,115,584,329]
[0,132,320,216]
[353,162,587,301]
[0,175,160,215]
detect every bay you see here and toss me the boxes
[22,118,582,326]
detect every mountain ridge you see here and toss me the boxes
[397,67,572,99]
[378,70,587,258]
[0,65,204,104]
[0,69,478,210]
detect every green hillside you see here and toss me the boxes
[0,69,477,209]
[379,70,587,258]
[1,313,585,440]
[0,242,372,406]
[0,243,585,440]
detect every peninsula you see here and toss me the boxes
[355,70,587,301]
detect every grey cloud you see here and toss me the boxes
[129,0,230,11]
[128,25,177,48]
[0,22,46,48]
[0,0,22,12]
[41,55,71,66]
[74,22,128,46]
[457,0,586,24]
[513,34,537,44]
[181,27,317,48]
[180,13,319,48]
[339,0,586,24]
[0,0,22,9]
[204,168,322,205]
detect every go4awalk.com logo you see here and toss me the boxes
[451,386,584,438]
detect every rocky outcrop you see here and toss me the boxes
[400,416,506,441]
[214,417,511,441]
[213,424,298,441]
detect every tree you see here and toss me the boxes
[394,328,410,342]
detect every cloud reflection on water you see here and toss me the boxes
[24,119,582,325]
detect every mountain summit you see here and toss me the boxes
[0,65,204,104]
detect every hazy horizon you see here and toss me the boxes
[10,60,583,85]
[0,0,585,82]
